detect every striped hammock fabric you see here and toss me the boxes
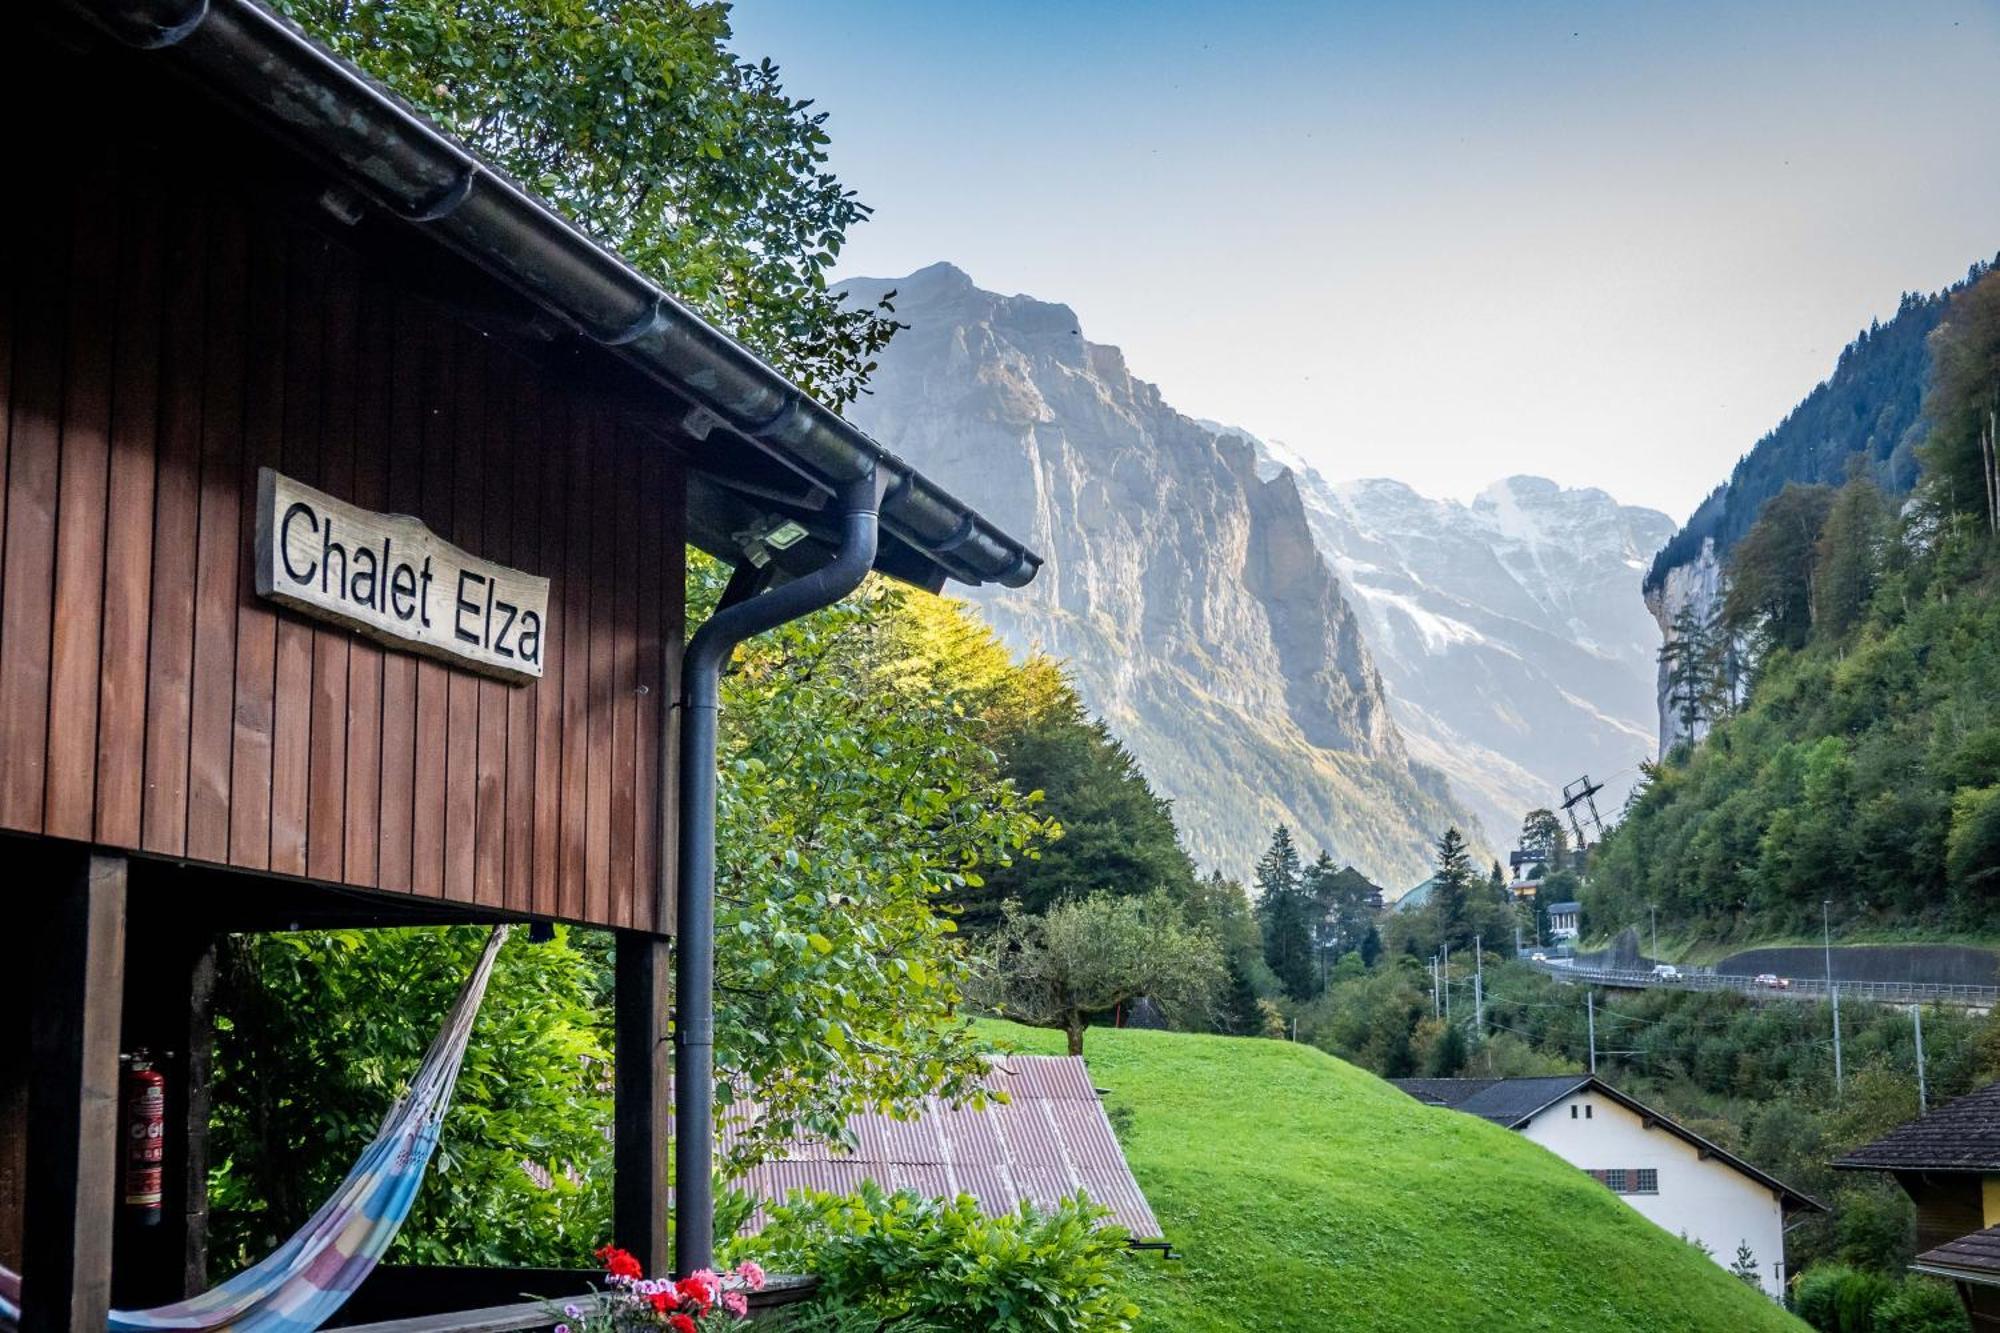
[0,926,510,1333]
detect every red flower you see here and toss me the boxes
[594,1244,643,1281]
[646,1292,674,1314]
[674,1277,714,1313]
[667,1316,696,1333]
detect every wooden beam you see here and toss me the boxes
[612,932,670,1276]
[23,853,128,1333]
[180,946,216,1297]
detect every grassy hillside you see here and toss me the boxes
[979,1020,1804,1332]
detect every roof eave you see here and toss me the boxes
[1912,1261,2000,1288]
[67,0,1041,593]
[1563,1077,1825,1213]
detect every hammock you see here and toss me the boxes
[1,926,510,1333]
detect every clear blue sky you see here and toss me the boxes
[728,1,2000,519]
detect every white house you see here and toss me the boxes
[1391,1075,1822,1296]
[1546,900,1582,941]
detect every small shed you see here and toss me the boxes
[724,1055,1161,1240]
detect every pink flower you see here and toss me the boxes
[734,1261,767,1292]
[721,1291,748,1318]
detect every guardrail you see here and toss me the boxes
[1527,959,2000,1007]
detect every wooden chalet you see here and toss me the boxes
[1835,1080,2000,1327]
[1,3,1036,1331]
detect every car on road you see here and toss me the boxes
[1753,973,1791,989]
[1650,964,1682,982]
[1530,952,1548,963]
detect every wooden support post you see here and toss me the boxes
[23,853,128,1333]
[114,930,217,1305]
[613,932,671,1277]
[180,946,216,1296]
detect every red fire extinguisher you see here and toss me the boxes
[122,1051,165,1227]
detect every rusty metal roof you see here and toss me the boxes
[725,1055,1161,1239]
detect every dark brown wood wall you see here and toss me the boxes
[1911,1177,1990,1256]
[0,147,682,936]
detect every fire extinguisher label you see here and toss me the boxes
[123,1064,166,1216]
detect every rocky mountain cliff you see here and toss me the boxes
[838,263,1475,884]
[1225,434,1673,840]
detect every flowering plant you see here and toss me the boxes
[543,1246,767,1333]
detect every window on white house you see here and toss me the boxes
[1586,1168,1658,1195]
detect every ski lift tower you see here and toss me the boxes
[1561,774,1607,852]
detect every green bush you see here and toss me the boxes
[1794,1265,1969,1333]
[735,1181,1137,1332]
[1874,1277,1970,1333]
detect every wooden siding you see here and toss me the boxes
[1911,1176,1990,1257]
[0,149,681,935]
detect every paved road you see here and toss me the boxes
[1528,959,2000,1009]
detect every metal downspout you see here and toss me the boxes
[672,468,883,1275]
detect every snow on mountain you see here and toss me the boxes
[1221,427,1674,841]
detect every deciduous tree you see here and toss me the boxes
[1723,484,1837,653]
[974,896,1222,1055]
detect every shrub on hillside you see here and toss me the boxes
[1793,1265,1969,1333]
[736,1182,1137,1332]
[1874,1277,1971,1333]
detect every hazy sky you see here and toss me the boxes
[729,1,2000,521]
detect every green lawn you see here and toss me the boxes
[979,1020,1804,1332]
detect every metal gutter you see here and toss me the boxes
[68,0,1040,592]
[672,469,882,1276]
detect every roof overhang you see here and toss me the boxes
[1533,1077,1826,1214]
[1912,1260,2000,1288]
[58,0,1040,596]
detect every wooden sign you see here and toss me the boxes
[254,468,549,683]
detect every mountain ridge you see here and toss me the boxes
[839,262,1476,884]
[1209,423,1674,840]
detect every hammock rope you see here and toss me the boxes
[1,925,511,1333]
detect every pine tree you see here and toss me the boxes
[1359,923,1383,969]
[1660,604,1718,742]
[1254,826,1317,1001]
[1728,1240,1761,1287]
[1220,954,1265,1037]
[1431,827,1475,952]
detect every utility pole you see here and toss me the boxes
[1443,944,1451,1026]
[1474,935,1485,1036]
[1430,957,1439,1019]
[1587,990,1597,1074]
[1913,1005,1928,1113]
[1824,900,1843,1098]
[1649,904,1658,962]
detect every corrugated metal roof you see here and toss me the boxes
[726,1055,1161,1239]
